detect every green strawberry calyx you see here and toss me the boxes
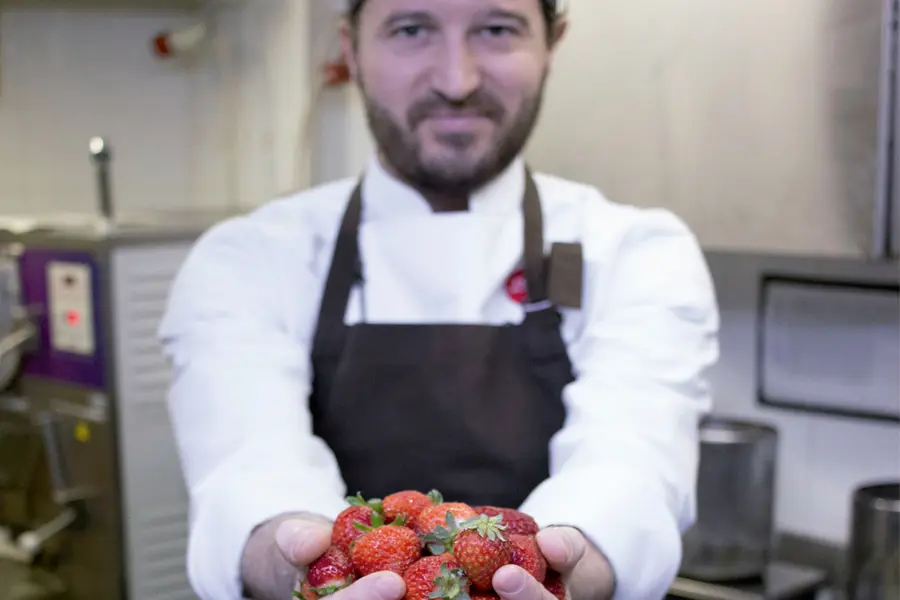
[346,491,383,515]
[310,579,354,597]
[459,514,507,542]
[427,489,444,505]
[422,511,464,555]
[352,510,408,532]
[427,563,471,600]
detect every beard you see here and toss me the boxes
[359,75,547,199]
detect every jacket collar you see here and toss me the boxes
[360,155,527,222]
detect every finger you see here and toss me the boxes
[493,565,554,600]
[275,519,332,566]
[334,572,406,600]
[535,527,586,574]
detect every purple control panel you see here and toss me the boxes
[19,248,107,390]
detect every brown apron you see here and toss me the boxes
[309,170,575,508]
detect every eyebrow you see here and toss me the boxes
[483,8,532,32]
[380,8,534,32]
[381,11,435,30]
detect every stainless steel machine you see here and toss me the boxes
[0,138,238,600]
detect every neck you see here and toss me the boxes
[377,152,471,213]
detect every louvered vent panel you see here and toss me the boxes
[111,242,199,600]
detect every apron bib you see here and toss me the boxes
[309,171,574,508]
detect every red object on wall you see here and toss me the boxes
[323,60,351,87]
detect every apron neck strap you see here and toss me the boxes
[317,168,548,327]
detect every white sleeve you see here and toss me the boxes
[519,207,719,600]
[158,216,348,600]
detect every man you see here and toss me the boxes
[159,0,719,599]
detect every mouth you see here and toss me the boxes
[421,113,493,132]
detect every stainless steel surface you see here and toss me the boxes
[871,0,898,258]
[846,481,900,600]
[893,0,900,259]
[528,0,898,258]
[669,561,829,600]
[0,246,25,392]
[88,137,114,221]
[681,417,779,582]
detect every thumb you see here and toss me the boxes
[275,518,332,567]
[535,526,587,574]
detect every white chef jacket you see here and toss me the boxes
[158,155,720,600]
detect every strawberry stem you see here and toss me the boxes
[459,514,508,542]
[427,563,471,600]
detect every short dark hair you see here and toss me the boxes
[347,0,561,33]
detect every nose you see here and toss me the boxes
[431,41,482,101]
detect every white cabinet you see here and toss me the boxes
[528,0,898,259]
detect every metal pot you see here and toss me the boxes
[680,416,779,582]
[846,481,900,600]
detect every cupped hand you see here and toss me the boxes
[492,527,615,600]
[274,518,406,600]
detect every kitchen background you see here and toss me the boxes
[0,0,897,586]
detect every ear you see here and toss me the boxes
[338,18,360,81]
[548,17,568,52]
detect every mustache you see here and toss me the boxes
[407,92,506,127]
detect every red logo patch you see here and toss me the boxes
[505,269,528,304]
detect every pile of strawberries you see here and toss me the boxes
[298,489,565,600]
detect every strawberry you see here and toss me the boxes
[508,534,547,583]
[403,554,470,600]
[383,489,441,531]
[449,514,511,590]
[544,571,566,600]
[416,502,477,538]
[331,493,381,552]
[349,513,421,577]
[304,546,354,596]
[469,592,500,600]
[294,580,318,600]
[472,507,539,536]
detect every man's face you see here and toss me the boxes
[342,0,566,197]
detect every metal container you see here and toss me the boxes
[680,416,779,582]
[846,481,900,600]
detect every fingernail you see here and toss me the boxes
[275,520,308,558]
[493,565,526,595]
[373,572,405,597]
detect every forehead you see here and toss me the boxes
[357,0,546,22]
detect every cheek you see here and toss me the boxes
[483,60,546,112]
[360,59,419,116]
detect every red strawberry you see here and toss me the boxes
[383,489,441,531]
[332,507,375,553]
[472,507,539,536]
[509,534,547,583]
[349,514,422,577]
[403,554,470,600]
[304,546,354,596]
[469,592,501,600]
[544,571,566,600]
[416,502,478,538]
[294,580,318,600]
[450,514,511,590]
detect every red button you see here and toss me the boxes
[66,310,81,326]
[505,269,528,304]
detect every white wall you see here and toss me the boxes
[0,7,201,214]
[0,0,313,216]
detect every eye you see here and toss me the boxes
[481,25,517,38]
[392,24,426,38]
